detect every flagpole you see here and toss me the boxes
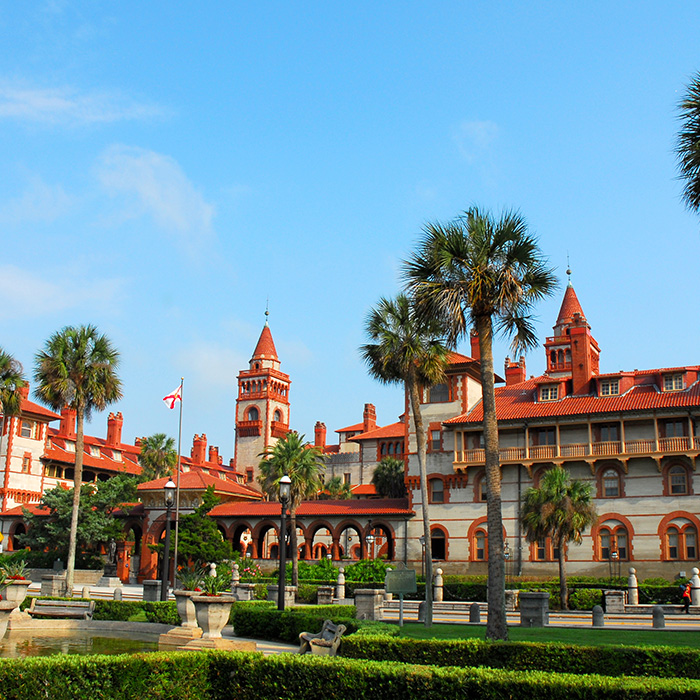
[172,377,184,591]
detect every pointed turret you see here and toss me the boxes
[553,279,587,337]
[252,324,279,363]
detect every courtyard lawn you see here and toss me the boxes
[398,623,700,648]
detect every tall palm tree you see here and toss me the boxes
[404,207,556,639]
[258,431,325,587]
[139,433,177,482]
[521,466,597,610]
[34,325,122,595]
[676,71,700,214]
[360,293,450,627]
[0,349,27,461]
[323,475,352,500]
[371,457,408,498]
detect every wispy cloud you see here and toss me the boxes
[0,265,124,320]
[0,82,165,125]
[97,145,215,248]
[0,174,73,224]
[176,342,246,393]
[454,120,499,162]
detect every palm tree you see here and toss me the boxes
[0,349,26,460]
[34,325,122,595]
[360,293,450,627]
[323,475,352,500]
[139,433,177,482]
[371,457,408,498]
[258,431,325,587]
[521,466,597,610]
[676,72,700,214]
[404,207,556,639]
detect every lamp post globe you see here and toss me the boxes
[278,475,291,611]
[160,476,176,601]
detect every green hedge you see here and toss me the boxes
[231,604,357,643]
[341,635,700,679]
[0,650,697,700]
[20,597,180,625]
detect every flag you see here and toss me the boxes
[163,384,182,409]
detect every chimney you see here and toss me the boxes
[106,412,123,445]
[363,403,377,433]
[314,421,327,448]
[504,357,527,386]
[191,434,207,465]
[19,384,29,400]
[209,445,220,465]
[59,407,76,439]
[134,437,142,447]
[569,313,597,395]
[470,330,480,361]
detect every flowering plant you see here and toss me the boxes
[0,559,28,581]
[240,560,263,583]
[200,565,233,596]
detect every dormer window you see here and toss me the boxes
[663,373,684,392]
[540,385,558,401]
[90,446,100,457]
[600,379,619,396]
[113,450,122,461]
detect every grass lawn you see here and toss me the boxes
[398,622,700,647]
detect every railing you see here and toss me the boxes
[454,436,699,466]
[270,421,289,438]
[237,420,262,437]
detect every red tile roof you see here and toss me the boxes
[19,398,61,421]
[556,284,586,327]
[210,498,412,518]
[448,351,476,364]
[351,484,378,496]
[349,421,406,442]
[137,471,261,500]
[43,442,142,475]
[446,372,700,425]
[252,324,279,362]
[336,422,364,434]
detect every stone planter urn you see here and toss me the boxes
[191,595,235,639]
[173,590,199,628]
[1,580,31,611]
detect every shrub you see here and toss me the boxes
[568,588,603,611]
[344,558,389,583]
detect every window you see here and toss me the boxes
[247,406,259,421]
[664,419,686,438]
[663,373,684,391]
[596,423,619,442]
[669,465,690,495]
[540,385,558,401]
[533,537,560,562]
[474,472,488,502]
[21,454,31,473]
[535,428,555,445]
[602,468,621,498]
[431,529,446,560]
[246,469,254,484]
[90,446,100,457]
[600,379,619,396]
[666,523,697,560]
[19,420,36,439]
[344,472,351,485]
[428,383,449,403]
[430,430,441,451]
[474,530,487,560]
[273,410,282,423]
[46,464,64,479]
[535,539,546,561]
[429,478,444,503]
[598,524,629,561]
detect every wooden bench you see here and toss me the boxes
[298,619,346,656]
[27,599,95,620]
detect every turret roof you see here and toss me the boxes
[555,283,586,328]
[252,324,279,362]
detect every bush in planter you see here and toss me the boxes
[568,588,603,611]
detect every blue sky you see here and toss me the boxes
[2,2,700,461]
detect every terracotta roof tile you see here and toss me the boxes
[349,421,406,441]
[137,470,261,500]
[19,398,61,421]
[210,498,413,518]
[556,284,586,327]
[252,325,279,361]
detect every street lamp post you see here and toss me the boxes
[504,540,511,583]
[365,531,375,560]
[277,475,291,611]
[160,477,176,602]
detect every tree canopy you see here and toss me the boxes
[139,433,177,482]
[676,71,700,214]
[0,348,26,419]
[371,457,407,498]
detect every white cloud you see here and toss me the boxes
[176,342,246,393]
[454,120,499,162]
[0,265,124,320]
[0,174,73,224]
[97,145,215,248]
[0,82,164,125]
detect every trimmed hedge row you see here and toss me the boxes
[0,650,697,700]
[340,635,700,679]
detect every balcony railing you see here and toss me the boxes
[237,420,262,437]
[270,421,289,438]
[454,436,700,467]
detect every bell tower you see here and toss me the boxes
[234,313,291,487]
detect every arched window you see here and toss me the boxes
[532,537,559,561]
[273,409,282,423]
[598,522,629,561]
[667,465,690,495]
[474,529,487,561]
[597,466,623,498]
[428,383,449,403]
[663,519,697,560]
[247,406,259,422]
[429,478,444,504]
[473,471,487,502]
[431,528,447,560]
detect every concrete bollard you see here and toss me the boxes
[232,563,240,591]
[627,567,639,606]
[434,568,444,603]
[336,567,346,601]
[691,568,700,607]
[592,605,604,627]
[113,588,122,601]
[81,586,91,599]
[652,605,665,629]
[417,600,426,622]
[469,602,481,623]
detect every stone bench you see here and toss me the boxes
[28,599,95,620]
[298,619,346,656]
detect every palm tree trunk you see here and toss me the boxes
[290,510,298,588]
[558,541,568,611]
[408,376,433,627]
[65,408,84,597]
[477,315,508,641]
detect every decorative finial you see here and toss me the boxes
[566,254,572,288]
[265,299,269,326]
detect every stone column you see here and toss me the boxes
[434,568,444,603]
[336,567,345,600]
[691,568,700,606]
[627,567,639,605]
